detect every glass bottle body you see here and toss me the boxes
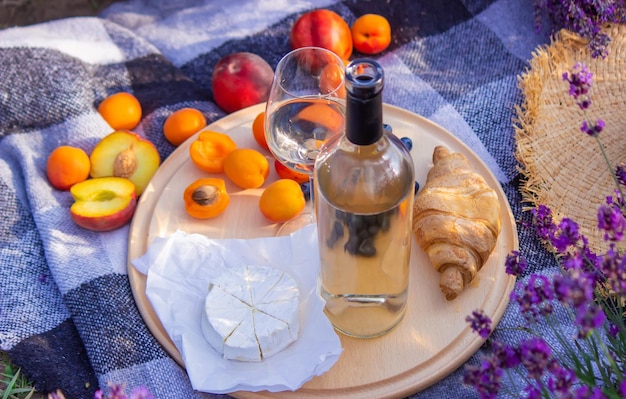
[315,132,415,338]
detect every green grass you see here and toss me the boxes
[0,352,37,399]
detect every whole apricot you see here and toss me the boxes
[46,146,91,190]
[251,111,269,151]
[223,148,269,189]
[163,108,207,147]
[97,92,142,131]
[212,52,274,114]
[290,9,353,61]
[351,14,392,55]
[259,179,306,223]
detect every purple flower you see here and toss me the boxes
[512,274,554,322]
[523,384,542,399]
[531,205,556,241]
[600,245,626,296]
[519,337,552,380]
[597,203,626,241]
[616,163,626,187]
[491,341,520,369]
[551,218,580,252]
[581,119,605,136]
[553,268,595,308]
[505,251,527,276]
[563,63,593,102]
[466,310,492,339]
[547,365,576,395]
[575,385,609,399]
[575,304,606,338]
[463,358,503,398]
[620,377,626,397]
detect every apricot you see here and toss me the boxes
[351,14,392,55]
[183,178,230,219]
[290,9,353,62]
[97,92,142,131]
[251,111,269,151]
[163,108,207,147]
[189,130,237,174]
[223,148,269,189]
[259,179,306,223]
[212,52,274,114]
[46,146,91,190]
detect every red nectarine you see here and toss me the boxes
[89,131,160,196]
[212,52,274,114]
[290,9,353,62]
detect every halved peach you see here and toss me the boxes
[89,131,160,196]
[70,177,137,231]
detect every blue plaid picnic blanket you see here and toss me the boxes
[0,0,558,397]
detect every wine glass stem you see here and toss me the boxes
[308,175,315,222]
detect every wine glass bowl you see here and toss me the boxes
[265,47,346,178]
[264,46,346,235]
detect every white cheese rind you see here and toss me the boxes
[201,265,300,362]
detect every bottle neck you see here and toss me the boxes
[344,59,384,146]
[346,92,383,145]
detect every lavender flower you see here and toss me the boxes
[512,274,554,323]
[597,201,626,241]
[551,217,580,252]
[463,358,503,399]
[505,250,527,276]
[563,63,593,105]
[519,338,553,380]
[466,310,492,339]
[616,163,626,187]
[534,0,626,58]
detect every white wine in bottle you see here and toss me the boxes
[314,59,415,338]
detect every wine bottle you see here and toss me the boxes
[314,59,415,338]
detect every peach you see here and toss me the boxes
[89,131,161,196]
[351,14,392,55]
[212,52,274,114]
[70,177,137,231]
[290,9,353,62]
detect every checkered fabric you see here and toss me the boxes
[0,0,558,398]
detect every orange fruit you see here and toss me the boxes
[252,111,269,151]
[259,179,306,223]
[97,92,142,131]
[163,107,207,147]
[274,159,309,184]
[223,148,269,189]
[46,146,91,190]
[351,14,392,55]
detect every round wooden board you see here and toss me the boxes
[127,103,518,398]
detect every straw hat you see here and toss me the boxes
[515,24,626,254]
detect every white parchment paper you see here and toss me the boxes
[132,224,343,394]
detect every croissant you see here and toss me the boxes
[412,146,501,300]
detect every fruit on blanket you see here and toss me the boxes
[223,148,269,189]
[351,14,392,55]
[189,130,237,173]
[163,107,207,147]
[183,178,230,219]
[46,146,91,190]
[212,52,274,114]
[251,111,269,151]
[89,131,161,196]
[290,9,353,61]
[97,92,142,131]
[70,177,137,231]
[259,179,306,223]
[274,159,309,184]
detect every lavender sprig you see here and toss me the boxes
[463,63,626,397]
[533,0,626,58]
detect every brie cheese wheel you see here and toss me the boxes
[201,264,300,362]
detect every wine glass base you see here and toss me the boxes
[275,212,314,236]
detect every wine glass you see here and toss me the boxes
[265,46,346,236]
